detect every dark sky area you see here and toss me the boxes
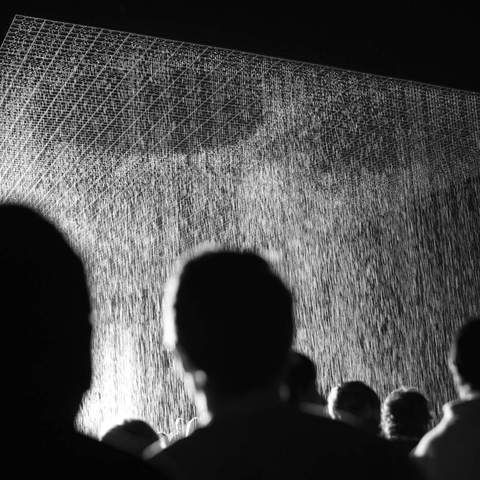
[0,2,479,93]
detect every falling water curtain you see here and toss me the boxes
[0,16,479,436]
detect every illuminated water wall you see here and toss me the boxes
[1,15,479,437]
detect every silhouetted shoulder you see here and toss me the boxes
[73,434,167,475]
[17,433,170,479]
[149,404,421,480]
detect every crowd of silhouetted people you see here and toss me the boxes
[1,203,478,479]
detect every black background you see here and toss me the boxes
[1,1,479,93]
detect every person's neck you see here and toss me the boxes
[197,383,284,423]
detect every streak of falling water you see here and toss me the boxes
[0,16,479,438]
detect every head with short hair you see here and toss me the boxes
[284,351,326,406]
[449,317,480,395]
[328,381,381,434]
[0,203,91,429]
[162,248,294,395]
[381,387,431,440]
[102,419,159,457]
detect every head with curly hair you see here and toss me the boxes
[381,387,431,440]
[327,381,381,434]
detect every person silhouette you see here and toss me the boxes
[102,419,160,458]
[0,204,167,478]
[327,381,381,435]
[381,387,431,454]
[284,350,327,409]
[413,317,480,480]
[148,247,421,480]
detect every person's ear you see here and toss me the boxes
[191,370,208,390]
[449,362,462,389]
[175,345,194,373]
[175,346,208,391]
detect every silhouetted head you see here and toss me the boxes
[284,351,326,407]
[327,381,381,434]
[381,387,431,440]
[163,248,294,396]
[449,317,480,397]
[0,204,91,431]
[102,419,159,457]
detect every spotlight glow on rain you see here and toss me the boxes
[0,15,479,437]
